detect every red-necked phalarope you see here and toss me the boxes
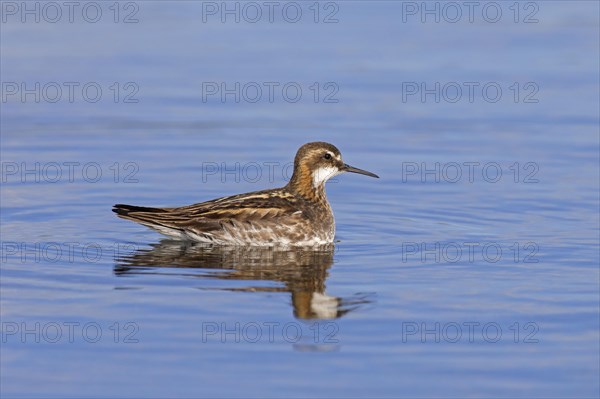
[113,142,379,245]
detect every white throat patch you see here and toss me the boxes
[313,166,340,187]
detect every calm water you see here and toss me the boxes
[1,1,599,398]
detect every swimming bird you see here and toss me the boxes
[113,142,378,246]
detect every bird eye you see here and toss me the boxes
[323,153,332,160]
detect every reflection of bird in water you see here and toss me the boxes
[114,240,373,319]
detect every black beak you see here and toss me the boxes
[342,164,379,178]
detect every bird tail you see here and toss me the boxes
[113,203,186,238]
[112,204,167,217]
